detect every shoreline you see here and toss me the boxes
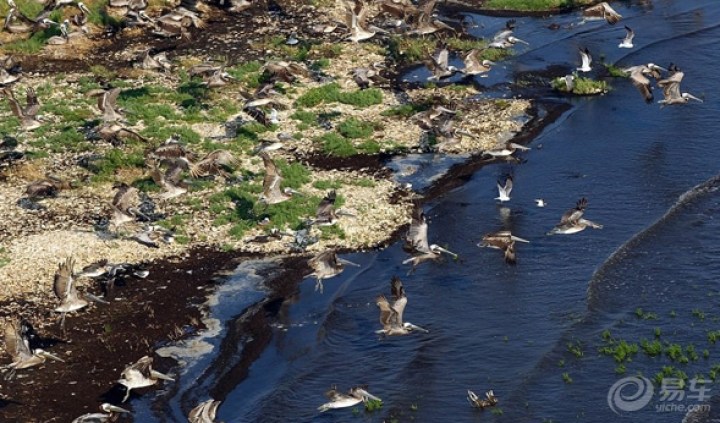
[0,0,587,420]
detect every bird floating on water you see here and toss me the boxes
[118,355,174,402]
[547,197,603,235]
[618,25,634,48]
[495,176,513,202]
[478,230,529,264]
[467,389,499,410]
[376,276,428,336]
[188,399,221,423]
[318,385,382,412]
[535,198,546,207]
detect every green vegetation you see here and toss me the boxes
[566,340,584,359]
[364,399,383,412]
[552,75,610,95]
[562,372,573,384]
[337,117,376,139]
[295,83,383,108]
[0,247,10,268]
[604,63,629,78]
[387,36,511,64]
[481,0,577,10]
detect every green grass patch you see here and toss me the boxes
[317,132,357,157]
[482,0,573,11]
[88,149,145,182]
[295,83,382,108]
[552,75,610,95]
[337,117,375,139]
[318,224,345,240]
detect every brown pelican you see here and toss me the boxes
[343,0,384,43]
[2,318,64,376]
[118,355,174,402]
[583,2,622,25]
[577,47,592,73]
[467,390,498,409]
[318,385,382,412]
[425,44,458,81]
[619,25,634,48]
[110,183,149,227]
[71,403,131,423]
[259,152,298,205]
[95,123,147,146]
[376,276,428,336]
[54,257,107,327]
[260,61,309,84]
[621,63,665,103]
[305,250,359,293]
[411,104,456,131]
[87,87,124,123]
[2,86,41,130]
[228,0,251,13]
[189,150,238,178]
[141,49,172,71]
[547,197,603,235]
[495,176,512,202]
[70,2,91,27]
[408,4,455,36]
[46,20,70,44]
[489,20,528,49]
[0,67,19,85]
[657,68,703,105]
[188,62,222,78]
[203,69,237,88]
[150,157,188,199]
[433,117,477,151]
[188,399,221,423]
[25,175,72,198]
[402,208,457,273]
[478,230,529,264]
[483,141,530,159]
[148,135,196,161]
[350,64,388,89]
[462,49,494,76]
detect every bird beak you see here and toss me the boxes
[37,350,65,362]
[509,143,530,151]
[435,246,458,258]
[85,293,109,304]
[409,323,429,333]
[687,94,704,103]
[510,235,530,243]
[105,404,131,413]
[286,188,303,195]
[356,389,382,402]
[150,370,175,381]
[514,37,529,45]
[338,258,360,267]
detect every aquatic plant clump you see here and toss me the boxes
[552,75,610,95]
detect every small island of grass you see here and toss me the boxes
[552,74,610,95]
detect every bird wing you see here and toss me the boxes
[624,26,634,43]
[629,71,653,102]
[309,251,334,274]
[392,295,407,325]
[53,257,75,301]
[164,160,186,185]
[580,48,591,68]
[112,184,138,211]
[561,198,587,224]
[418,0,437,17]
[4,319,25,358]
[260,152,283,195]
[432,46,449,69]
[106,87,121,110]
[504,176,513,196]
[376,294,396,329]
[315,191,337,219]
[406,209,429,252]
[391,276,404,299]
[463,49,480,70]
[24,87,39,116]
[4,88,24,119]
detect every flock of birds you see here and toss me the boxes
[0,0,707,420]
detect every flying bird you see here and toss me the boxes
[495,176,513,202]
[425,44,458,81]
[259,152,299,205]
[583,2,622,25]
[657,68,703,105]
[618,26,634,48]
[188,399,221,423]
[547,197,603,235]
[3,318,64,376]
[478,230,529,264]
[305,250,359,293]
[318,385,382,412]
[577,47,592,73]
[117,355,174,402]
[375,276,428,336]
[462,49,494,76]
[189,150,238,178]
[467,390,499,409]
[2,87,41,130]
[403,208,457,273]
[110,183,148,227]
[71,403,131,423]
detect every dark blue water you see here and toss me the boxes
[142,1,720,421]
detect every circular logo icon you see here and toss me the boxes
[607,376,654,415]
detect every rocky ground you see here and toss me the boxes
[0,0,547,420]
